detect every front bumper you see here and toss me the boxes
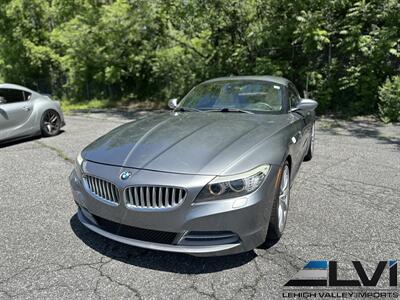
[77,207,243,256]
[69,162,280,256]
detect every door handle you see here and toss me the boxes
[22,106,31,111]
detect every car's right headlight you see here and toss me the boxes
[195,164,270,202]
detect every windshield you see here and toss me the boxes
[179,80,283,113]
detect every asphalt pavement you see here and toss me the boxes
[0,111,399,299]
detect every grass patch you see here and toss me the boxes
[61,98,113,112]
[61,98,165,113]
[317,118,343,129]
[35,140,74,164]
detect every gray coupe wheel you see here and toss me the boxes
[41,110,61,137]
[266,162,290,240]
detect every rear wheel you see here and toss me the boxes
[303,123,315,161]
[266,162,290,240]
[41,110,61,137]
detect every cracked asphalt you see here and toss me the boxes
[0,111,399,299]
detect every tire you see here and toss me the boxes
[266,161,290,240]
[40,110,61,137]
[303,123,315,162]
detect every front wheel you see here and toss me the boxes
[41,110,61,137]
[303,123,315,161]
[266,162,290,240]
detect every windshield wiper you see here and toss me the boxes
[176,107,203,112]
[207,108,254,114]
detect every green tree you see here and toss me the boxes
[0,0,398,118]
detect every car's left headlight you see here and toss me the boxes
[75,151,85,175]
[195,164,270,202]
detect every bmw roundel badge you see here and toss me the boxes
[120,171,132,180]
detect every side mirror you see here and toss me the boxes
[168,98,178,109]
[294,98,318,112]
[0,96,6,104]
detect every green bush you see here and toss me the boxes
[378,76,400,123]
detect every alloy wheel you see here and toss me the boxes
[43,111,60,135]
[311,123,315,154]
[278,165,290,233]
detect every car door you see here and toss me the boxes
[287,84,307,176]
[290,84,314,155]
[0,88,34,140]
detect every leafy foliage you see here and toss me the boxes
[0,0,399,117]
[378,76,400,122]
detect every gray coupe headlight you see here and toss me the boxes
[195,164,270,202]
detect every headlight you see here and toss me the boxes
[75,152,84,175]
[195,164,270,202]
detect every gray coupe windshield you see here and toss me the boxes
[179,80,283,112]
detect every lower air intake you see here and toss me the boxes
[92,214,178,245]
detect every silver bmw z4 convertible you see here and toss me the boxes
[69,76,317,256]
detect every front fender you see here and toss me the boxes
[220,124,297,175]
[32,96,65,132]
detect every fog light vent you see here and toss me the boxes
[179,231,239,246]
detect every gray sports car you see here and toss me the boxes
[69,76,317,256]
[0,83,65,143]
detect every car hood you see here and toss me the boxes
[83,112,291,176]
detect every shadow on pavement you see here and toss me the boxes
[318,117,400,150]
[0,135,40,148]
[70,214,276,274]
[0,130,65,149]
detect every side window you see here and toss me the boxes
[0,89,26,104]
[288,85,300,109]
